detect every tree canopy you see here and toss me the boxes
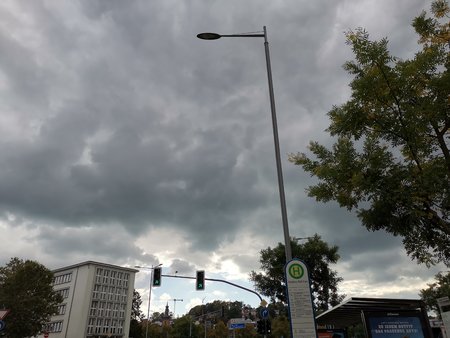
[0,257,62,338]
[249,234,345,313]
[129,289,145,338]
[420,271,450,316]
[289,0,450,266]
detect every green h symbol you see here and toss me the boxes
[289,263,304,279]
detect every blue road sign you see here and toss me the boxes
[260,308,269,319]
[230,323,246,329]
[0,320,5,331]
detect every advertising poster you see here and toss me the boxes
[364,311,429,338]
[318,329,346,338]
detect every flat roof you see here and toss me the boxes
[52,260,139,274]
[315,297,427,328]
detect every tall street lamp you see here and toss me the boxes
[135,264,162,338]
[197,26,292,261]
[169,298,183,318]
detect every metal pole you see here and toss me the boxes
[203,298,207,338]
[263,26,292,261]
[145,268,154,338]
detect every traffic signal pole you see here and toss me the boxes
[161,274,264,303]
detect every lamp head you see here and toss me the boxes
[197,32,221,40]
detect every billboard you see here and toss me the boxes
[362,310,430,338]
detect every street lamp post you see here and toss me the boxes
[197,26,292,261]
[169,298,183,318]
[135,264,162,338]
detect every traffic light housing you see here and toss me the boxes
[266,320,271,334]
[256,319,271,334]
[196,270,205,290]
[152,267,162,287]
[257,320,263,334]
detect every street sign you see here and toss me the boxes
[230,323,246,329]
[229,318,247,324]
[437,296,450,307]
[285,259,317,338]
[260,308,269,319]
[0,310,9,320]
[0,320,5,332]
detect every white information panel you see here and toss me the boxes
[285,259,317,338]
[438,297,450,338]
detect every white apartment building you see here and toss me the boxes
[37,261,138,338]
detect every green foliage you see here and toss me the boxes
[146,322,164,337]
[0,257,63,338]
[419,271,450,316]
[172,315,197,338]
[188,300,245,323]
[290,1,450,266]
[209,320,228,337]
[129,319,143,338]
[267,301,288,318]
[271,316,290,338]
[129,290,144,337]
[249,234,345,313]
[131,289,145,321]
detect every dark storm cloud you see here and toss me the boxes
[33,224,157,265]
[0,1,275,252]
[0,0,438,299]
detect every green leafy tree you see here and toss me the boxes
[289,0,450,266]
[131,289,145,321]
[250,234,345,312]
[189,300,244,323]
[0,257,63,338]
[151,311,162,321]
[271,316,290,338]
[161,322,172,337]
[147,322,163,338]
[129,290,144,338]
[209,320,228,337]
[420,271,450,316]
[267,301,288,318]
[172,315,195,338]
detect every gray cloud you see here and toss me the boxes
[0,0,439,307]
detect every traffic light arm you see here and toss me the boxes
[161,274,263,303]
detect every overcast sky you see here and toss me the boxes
[1,0,446,317]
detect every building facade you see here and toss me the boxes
[38,261,138,338]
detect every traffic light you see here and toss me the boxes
[152,267,162,287]
[256,319,270,334]
[266,320,271,334]
[257,320,263,334]
[196,270,205,290]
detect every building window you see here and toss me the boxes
[53,272,72,285]
[55,288,69,299]
[57,304,66,315]
[48,321,63,332]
